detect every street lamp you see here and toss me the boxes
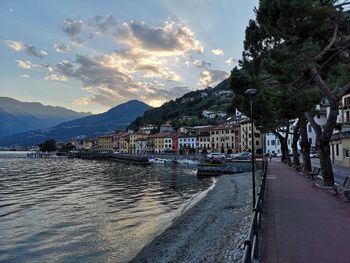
[245,88,257,208]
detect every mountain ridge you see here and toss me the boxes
[0,97,92,138]
[0,100,152,146]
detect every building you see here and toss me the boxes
[83,139,94,150]
[139,124,158,134]
[129,132,148,154]
[202,110,227,119]
[210,123,240,154]
[135,138,148,155]
[163,134,173,153]
[150,132,167,153]
[196,126,212,153]
[240,120,263,153]
[178,133,197,153]
[119,133,130,153]
[97,134,114,150]
[330,93,350,167]
[160,123,174,133]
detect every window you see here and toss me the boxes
[271,140,275,145]
[309,138,312,144]
[256,141,259,146]
[267,140,270,146]
[345,149,349,158]
[308,124,312,133]
[336,144,339,156]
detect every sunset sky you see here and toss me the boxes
[0,0,258,113]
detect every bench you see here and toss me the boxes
[295,163,303,172]
[306,167,321,180]
[333,177,350,202]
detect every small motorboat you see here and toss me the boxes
[173,159,199,165]
[148,158,168,164]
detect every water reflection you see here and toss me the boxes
[0,158,212,263]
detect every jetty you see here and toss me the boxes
[70,150,150,165]
[197,160,262,176]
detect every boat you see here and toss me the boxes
[173,159,199,165]
[148,158,168,164]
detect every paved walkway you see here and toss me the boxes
[261,159,350,263]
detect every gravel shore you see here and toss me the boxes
[130,172,253,263]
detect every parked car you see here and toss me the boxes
[310,152,319,158]
[232,151,251,160]
[206,152,226,159]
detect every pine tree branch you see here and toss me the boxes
[315,23,338,61]
[305,111,322,137]
[310,68,337,101]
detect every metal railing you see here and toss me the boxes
[242,159,268,263]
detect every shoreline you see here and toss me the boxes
[130,172,252,263]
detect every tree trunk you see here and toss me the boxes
[275,131,291,164]
[292,120,301,166]
[299,114,311,173]
[318,141,334,186]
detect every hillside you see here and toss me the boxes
[129,78,232,130]
[0,100,151,146]
[0,97,91,138]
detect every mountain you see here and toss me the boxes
[0,97,91,138]
[0,100,152,146]
[129,78,232,130]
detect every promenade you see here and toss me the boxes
[261,159,350,263]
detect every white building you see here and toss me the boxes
[265,112,327,156]
[135,138,147,155]
[178,134,197,150]
[163,135,173,152]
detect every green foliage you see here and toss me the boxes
[38,139,57,152]
[128,79,232,130]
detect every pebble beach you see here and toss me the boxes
[131,172,254,263]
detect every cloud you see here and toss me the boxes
[198,69,229,87]
[53,44,71,53]
[44,74,67,81]
[89,15,117,34]
[4,40,47,58]
[4,40,25,51]
[16,60,35,69]
[185,57,211,69]
[55,19,203,108]
[225,57,237,66]
[211,48,224,55]
[20,74,30,78]
[73,97,92,106]
[63,18,85,44]
[116,20,203,56]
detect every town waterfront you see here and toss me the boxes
[0,157,214,262]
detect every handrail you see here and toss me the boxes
[241,159,268,263]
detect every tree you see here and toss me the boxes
[230,18,320,165]
[253,0,350,186]
[38,139,57,152]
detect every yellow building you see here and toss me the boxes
[129,132,148,154]
[210,123,240,154]
[240,120,262,153]
[97,134,114,150]
[150,132,166,153]
[119,134,130,153]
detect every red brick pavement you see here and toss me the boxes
[261,159,350,263]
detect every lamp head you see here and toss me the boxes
[245,88,257,96]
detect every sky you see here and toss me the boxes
[0,0,259,113]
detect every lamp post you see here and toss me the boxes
[245,88,257,208]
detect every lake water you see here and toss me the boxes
[0,156,213,262]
